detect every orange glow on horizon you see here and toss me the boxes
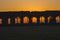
[0,0,60,11]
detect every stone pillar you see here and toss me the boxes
[37,16,40,24]
[21,16,23,25]
[45,16,48,24]
[52,16,56,24]
[2,16,7,25]
[11,16,15,25]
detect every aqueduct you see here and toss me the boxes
[0,11,60,25]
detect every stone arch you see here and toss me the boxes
[15,16,21,24]
[47,16,52,23]
[23,16,29,24]
[56,16,60,23]
[31,17,37,23]
[40,16,45,23]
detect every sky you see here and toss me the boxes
[0,0,60,11]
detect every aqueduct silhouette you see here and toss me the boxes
[0,11,60,25]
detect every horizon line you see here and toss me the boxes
[0,10,60,12]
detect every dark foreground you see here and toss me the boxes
[0,23,60,26]
[0,25,60,40]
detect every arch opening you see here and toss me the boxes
[48,16,52,23]
[23,16,29,24]
[31,17,37,23]
[15,16,21,24]
[0,18,2,24]
[40,16,45,23]
[56,16,60,23]
[8,17,11,24]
